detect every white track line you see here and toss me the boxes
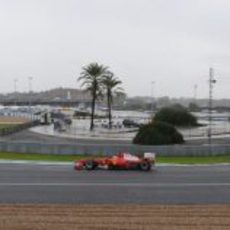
[0,182,230,187]
[0,160,230,167]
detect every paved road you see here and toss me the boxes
[0,129,132,145]
[2,129,230,145]
[0,162,230,204]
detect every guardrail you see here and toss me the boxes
[0,141,230,156]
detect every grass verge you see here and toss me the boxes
[0,152,230,164]
[0,152,84,162]
[0,124,18,129]
[158,155,230,164]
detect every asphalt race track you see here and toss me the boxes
[0,162,230,204]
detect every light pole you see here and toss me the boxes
[193,84,198,102]
[208,67,216,145]
[28,77,33,118]
[28,76,33,93]
[14,78,18,106]
[14,78,18,93]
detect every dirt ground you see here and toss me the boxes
[0,204,229,230]
[0,116,29,124]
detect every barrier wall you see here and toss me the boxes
[0,141,230,156]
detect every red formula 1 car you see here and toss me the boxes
[74,152,156,171]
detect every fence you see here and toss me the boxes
[0,141,230,156]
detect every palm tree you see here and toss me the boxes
[102,72,124,129]
[78,63,108,131]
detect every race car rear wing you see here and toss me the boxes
[144,152,156,161]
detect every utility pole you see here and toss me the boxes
[208,68,216,145]
[193,84,198,102]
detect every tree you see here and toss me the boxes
[78,63,109,131]
[102,72,124,129]
[133,121,184,145]
[154,104,197,127]
[188,102,200,112]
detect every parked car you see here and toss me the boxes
[122,119,140,128]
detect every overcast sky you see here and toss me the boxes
[1,0,230,98]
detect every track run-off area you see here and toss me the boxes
[0,204,230,230]
[0,162,229,204]
[1,162,230,229]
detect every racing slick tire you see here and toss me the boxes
[108,164,117,170]
[139,160,151,171]
[85,160,97,170]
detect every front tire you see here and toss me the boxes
[139,160,151,171]
[85,160,97,170]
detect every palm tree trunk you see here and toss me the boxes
[108,90,112,129]
[90,91,96,131]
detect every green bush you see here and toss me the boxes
[0,121,38,136]
[133,121,184,145]
[154,104,197,127]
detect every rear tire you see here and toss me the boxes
[85,160,97,170]
[108,164,116,170]
[139,160,151,171]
